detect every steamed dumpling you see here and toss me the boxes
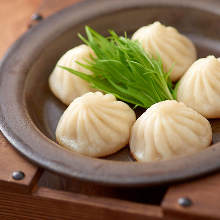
[49,44,95,105]
[56,92,136,157]
[132,21,197,81]
[177,55,220,118]
[130,100,212,162]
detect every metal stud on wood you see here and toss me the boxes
[31,13,43,21]
[12,171,25,181]
[178,197,192,207]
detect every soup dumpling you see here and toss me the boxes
[49,44,95,105]
[177,55,220,118]
[132,21,197,81]
[56,92,136,157]
[130,100,212,162]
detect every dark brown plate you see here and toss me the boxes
[0,0,220,187]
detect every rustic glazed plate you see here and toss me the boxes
[0,0,220,187]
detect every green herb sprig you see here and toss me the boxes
[60,26,174,108]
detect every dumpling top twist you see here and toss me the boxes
[132,21,197,81]
[130,100,212,162]
[49,44,95,105]
[56,92,136,157]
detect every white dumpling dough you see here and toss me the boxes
[177,55,220,118]
[130,100,212,162]
[49,44,95,105]
[132,21,197,81]
[56,92,136,157]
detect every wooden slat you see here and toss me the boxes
[0,187,163,220]
[162,173,220,220]
[0,0,41,58]
[38,170,168,205]
[0,0,81,58]
[0,132,42,193]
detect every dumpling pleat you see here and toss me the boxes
[129,100,212,162]
[177,56,220,118]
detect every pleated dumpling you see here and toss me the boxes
[130,100,212,162]
[49,44,95,105]
[56,92,136,157]
[132,21,197,81]
[177,55,220,118]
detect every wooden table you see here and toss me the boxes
[1,1,220,219]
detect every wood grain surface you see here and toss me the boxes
[0,0,41,58]
[0,131,41,193]
[162,173,220,220]
[0,187,163,220]
[0,0,80,58]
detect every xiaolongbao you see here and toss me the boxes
[177,55,220,118]
[49,44,95,105]
[56,92,136,157]
[130,100,212,162]
[132,21,197,81]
